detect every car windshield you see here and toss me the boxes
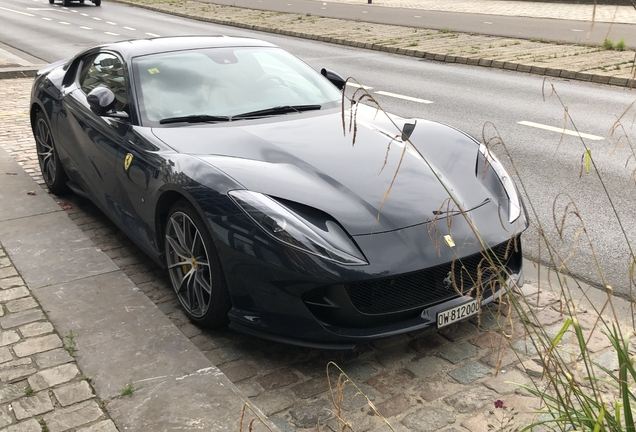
[132,46,343,126]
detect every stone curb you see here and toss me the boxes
[0,68,40,80]
[110,0,635,89]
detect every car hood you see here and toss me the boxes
[151,105,493,235]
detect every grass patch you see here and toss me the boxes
[616,38,627,51]
[64,331,77,356]
[603,36,614,50]
[120,381,136,397]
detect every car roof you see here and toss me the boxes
[96,36,278,60]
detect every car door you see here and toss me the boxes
[57,51,132,213]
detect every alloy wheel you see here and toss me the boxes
[35,117,57,187]
[165,211,212,318]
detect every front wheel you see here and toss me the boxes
[33,111,69,195]
[94,0,101,6]
[165,201,231,328]
[48,0,54,3]
[62,0,71,6]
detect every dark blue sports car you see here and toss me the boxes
[30,36,527,348]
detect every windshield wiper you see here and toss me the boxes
[159,114,231,125]
[232,105,322,119]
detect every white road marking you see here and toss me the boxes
[80,26,92,29]
[71,10,78,12]
[375,91,433,104]
[414,15,421,18]
[517,121,604,141]
[104,31,120,36]
[145,32,160,37]
[80,12,88,16]
[106,21,117,25]
[484,21,493,24]
[42,17,52,20]
[0,6,35,16]
[571,29,583,32]
[346,82,373,90]
[362,10,368,13]
[123,26,136,30]
[59,21,70,24]
[92,16,101,20]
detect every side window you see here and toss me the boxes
[79,53,127,111]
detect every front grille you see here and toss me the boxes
[345,241,515,315]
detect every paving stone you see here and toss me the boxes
[510,337,539,356]
[0,276,24,290]
[483,368,530,395]
[28,363,80,391]
[289,398,333,428]
[402,405,456,432]
[366,369,415,395]
[0,309,45,329]
[2,418,41,432]
[0,348,11,364]
[14,334,63,357]
[269,417,296,432]
[217,359,258,383]
[524,292,560,309]
[443,386,499,413]
[406,356,448,379]
[13,391,54,420]
[586,330,612,353]
[0,363,36,383]
[0,267,18,280]
[410,332,449,353]
[418,373,462,402]
[375,344,416,369]
[340,361,381,383]
[18,321,54,338]
[438,341,480,364]
[526,308,564,327]
[44,400,104,432]
[373,334,410,349]
[53,380,94,407]
[235,381,262,398]
[0,286,28,302]
[253,388,296,416]
[0,330,20,347]
[291,376,329,399]
[339,381,378,412]
[593,350,619,374]
[77,420,119,432]
[257,367,299,391]
[447,361,492,384]
[375,393,410,418]
[516,358,545,378]
[460,412,490,432]
[480,345,520,369]
[439,321,479,342]
[33,348,74,369]
[0,405,12,428]
[471,331,507,350]
[0,382,24,404]
[5,297,38,313]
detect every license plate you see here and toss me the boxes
[436,299,480,329]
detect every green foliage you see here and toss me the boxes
[120,381,135,397]
[616,39,627,51]
[603,37,614,50]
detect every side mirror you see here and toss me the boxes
[87,87,129,119]
[321,68,346,90]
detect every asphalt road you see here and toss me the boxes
[208,0,636,48]
[2,0,636,298]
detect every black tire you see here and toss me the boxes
[33,111,69,195]
[94,0,101,6]
[62,0,71,6]
[48,0,55,4]
[164,201,231,328]
[79,0,85,3]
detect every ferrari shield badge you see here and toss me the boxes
[124,153,133,171]
[443,235,455,248]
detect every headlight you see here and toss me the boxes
[228,190,368,265]
[479,143,521,223]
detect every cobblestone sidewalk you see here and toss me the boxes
[0,244,117,432]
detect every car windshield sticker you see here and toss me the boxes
[148,68,160,74]
[444,235,455,247]
[124,153,133,171]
